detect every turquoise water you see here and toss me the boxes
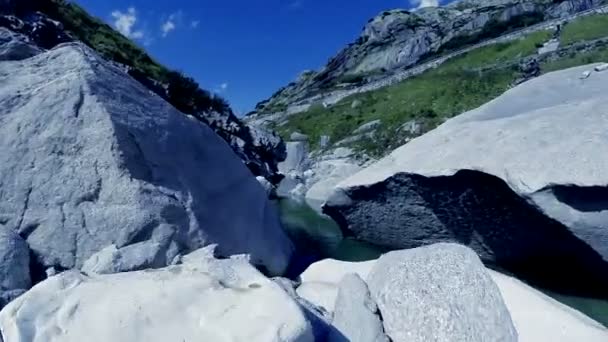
[277,198,608,327]
[276,199,387,262]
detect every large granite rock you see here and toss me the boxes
[253,0,603,114]
[328,273,389,342]
[0,42,293,277]
[366,244,517,342]
[325,64,608,296]
[0,246,314,342]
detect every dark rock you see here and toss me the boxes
[325,170,608,297]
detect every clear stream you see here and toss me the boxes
[276,199,608,327]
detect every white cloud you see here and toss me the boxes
[111,7,145,39]
[216,82,229,93]
[161,11,183,37]
[288,0,303,10]
[410,0,440,9]
[191,20,200,29]
[161,21,175,37]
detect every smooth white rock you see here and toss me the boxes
[305,159,362,212]
[337,64,608,194]
[594,63,608,72]
[490,270,608,342]
[0,247,314,342]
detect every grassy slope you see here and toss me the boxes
[278,30,551,156]
[280,12,608,158]
[561,14,608,45]
[44,1,169,82]
[37,0,232,119]
[542,14,608,72]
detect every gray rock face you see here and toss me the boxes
[0,228,30,293]
[0,27,41,60]
[253,0,603,113]
[328,273,389,342]
[353,120,382,134]
[325,64,608,296]
[367,244,517,342]
[0,42,293,277]
[279,141,310,175]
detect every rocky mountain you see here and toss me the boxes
[324,63,608,297]
[0,0,286,183]
[253,0,605,114]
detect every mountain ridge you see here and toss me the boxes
[251,0,606,116]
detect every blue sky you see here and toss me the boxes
[74,0,450,114]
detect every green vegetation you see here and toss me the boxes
[561,14,608,45]
[278,30,552,156]
[541,42,608,72]
[34,0,169,80]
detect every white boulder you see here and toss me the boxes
[0,42,293,276]
[490,270,608,342]
[338,63,608,195]
[0,247,314,342]
[594,63,608,72]
[305,154,363,212]
[366,244,517,342]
